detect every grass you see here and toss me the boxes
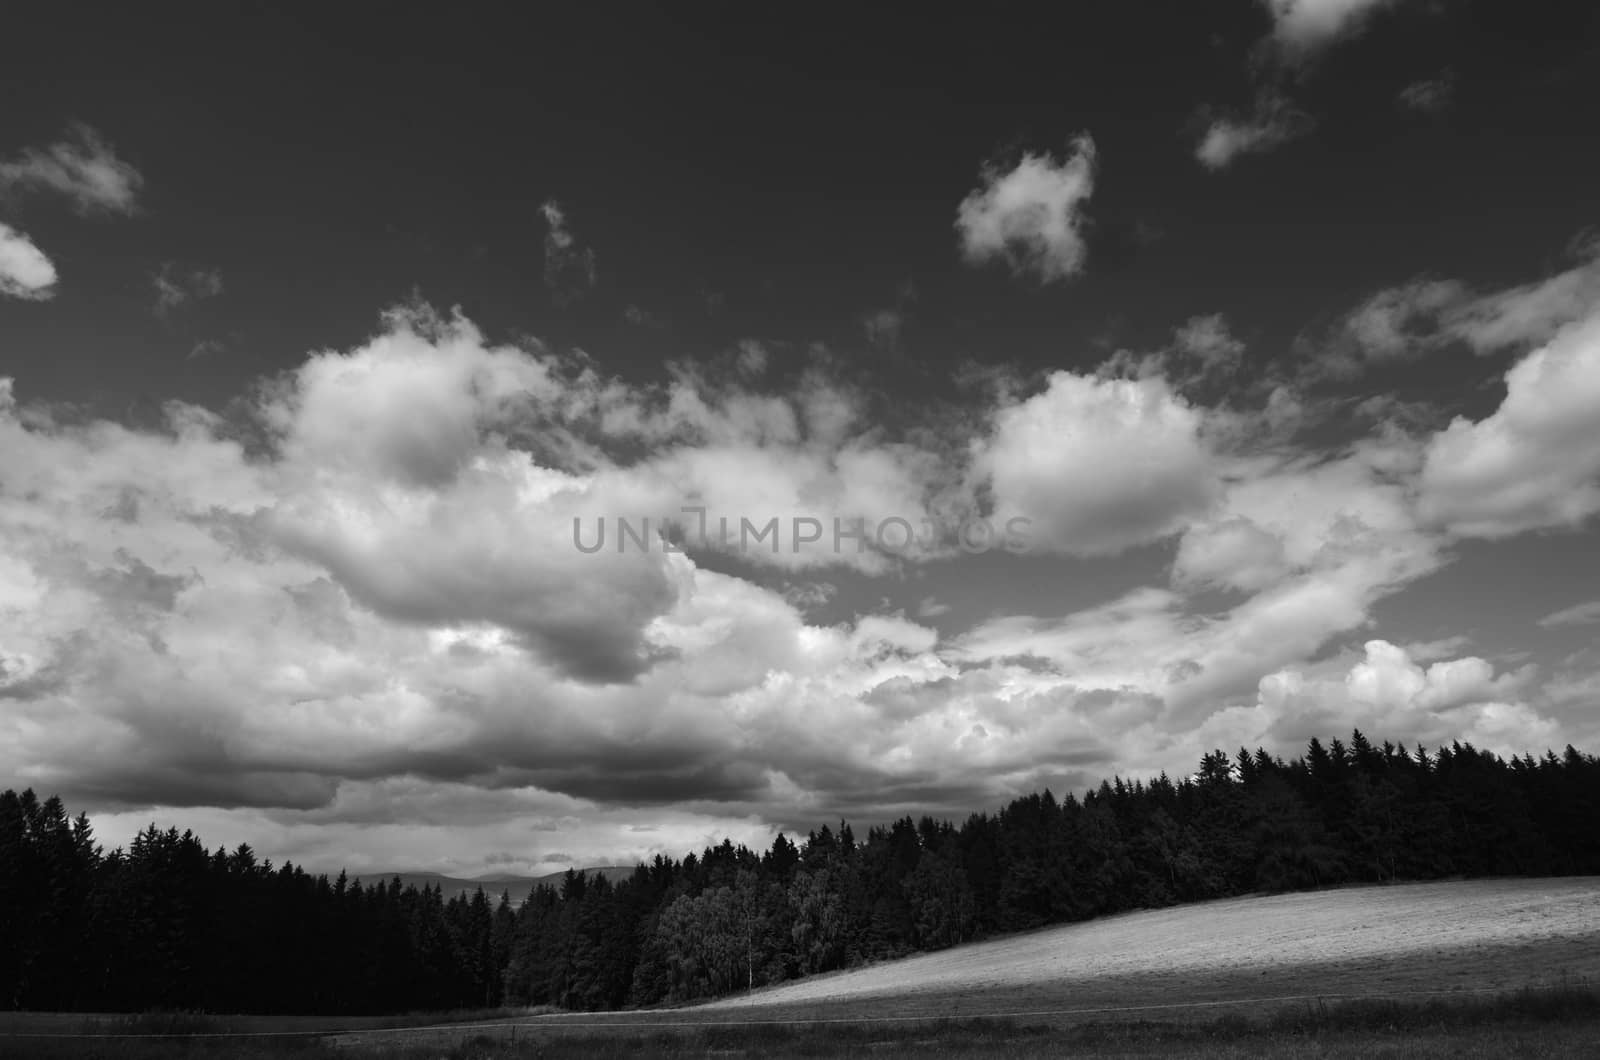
[0,1005,548,1036]
[5,983,1600,1058]
[701,878,1600,1014]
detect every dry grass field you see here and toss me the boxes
[7,879,1598,1057]
[318,877,1600,1052]
[699,875,1600,1016]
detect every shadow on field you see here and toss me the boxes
[7,983,1600,1059]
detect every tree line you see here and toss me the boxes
[3,732,1597,1014]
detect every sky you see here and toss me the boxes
[3,0,1600,877]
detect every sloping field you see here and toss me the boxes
[324,878,1600,1048]
[703,877,1600,1014]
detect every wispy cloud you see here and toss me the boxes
[862,282,916,352]
[1398,71,1456,113]
[540,199,596,305]
[623,303,666,329]
[1195,91,1313,171]
[153,263,224,316]
[1324,239,1600,371]
[1193,1,1419,169]
[0,222,58,300]
[956,137,1097,283]
[1098,313,1247,394]
[0,123,143,215]
[186,339,227,361]
[1538,600,1600,629]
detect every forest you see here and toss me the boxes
[3,732,1597,1016]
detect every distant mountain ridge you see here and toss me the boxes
[351,865,632,905]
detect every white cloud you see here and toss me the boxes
[3,352,1148,841]
[1174,314,1246,375]
[1194,1,1412,171]
[1261,0,1401,62]
[0,123,143,215]
[1537,600,1600,629]
[1336,244,1600,366]
[1,289,1594,873]
[1446,245,1600,353]
[0,347,924,817]
[0,308,1040,834]
[974,371,1219,557]
[956,137,1097,283]
[0,223,57,300]
[260,304,563,488]
[1195,91,1312,170]
[1419,305,1600,537]
[1233,640,1551,762]
[1340,278,1470,361]
[1173,435,1445,695]
[954,430,1449,736]
[1173,444,1435,593]
[1173,516,1289,594]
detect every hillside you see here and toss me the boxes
[701,877,1600,1016]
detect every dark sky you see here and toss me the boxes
[6,1,1597,410]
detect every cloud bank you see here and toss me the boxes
[4,237,1599,871]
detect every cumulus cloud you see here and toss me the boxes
[956,137,1097,283]
[1419,306,1600,537]
[153,263,223,316]
[1173,517,1290,594]
[0,222,58,300]
[260,305,562,488]
[0,343,1152,840]
[0,122,143,215]
[1172,432,1441,595]
[954,421,1451,736]
[540,199,596,304]
[973,371,1220,556]
[2,287,1594,873]
[2,306,1108,831]
[1225,640,1550,762]
[1195,91,1313,170]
